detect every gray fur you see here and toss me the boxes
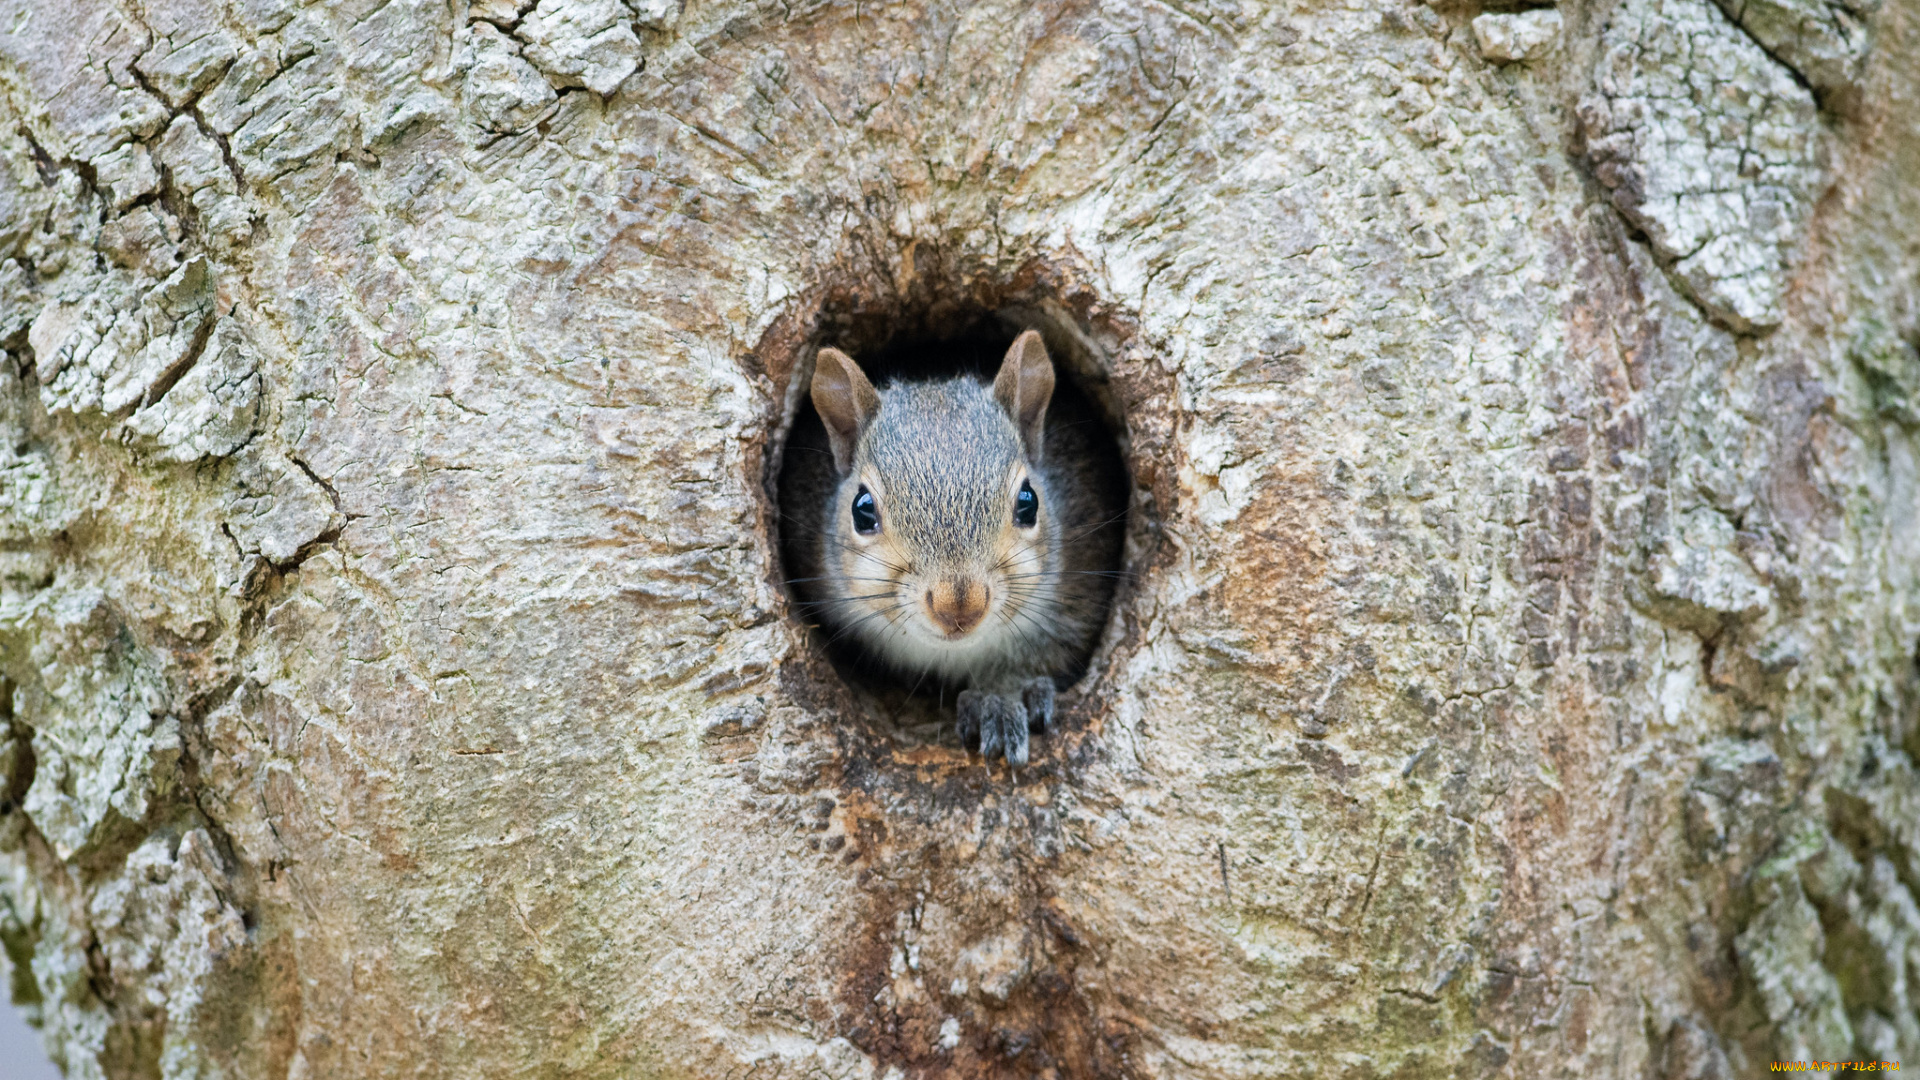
[862,381,1020,565]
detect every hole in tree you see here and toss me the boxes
[772,303,1132,749]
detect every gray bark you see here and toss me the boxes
[0,0,1917,1076]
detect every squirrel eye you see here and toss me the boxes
[1013,480,1039,528]
[851,486,880,535]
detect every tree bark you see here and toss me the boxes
[1,0,1918,1076]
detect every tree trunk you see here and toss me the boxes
[1,0,1918,1076]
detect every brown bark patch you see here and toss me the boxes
[1214,467,1331,671]
[831,872,1143,1080]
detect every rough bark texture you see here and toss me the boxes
[0,0,1918,1077]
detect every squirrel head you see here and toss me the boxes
[809,330,1060,671]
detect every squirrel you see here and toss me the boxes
[780,330,1127,766]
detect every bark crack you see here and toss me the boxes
[134,303,218,411]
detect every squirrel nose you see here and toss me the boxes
[925,578,989,637]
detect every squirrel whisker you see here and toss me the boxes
[796,592,899,606]
[823,602,917,648]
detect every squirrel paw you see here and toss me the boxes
[957,690,1029,767]
[1022,677,1057,734]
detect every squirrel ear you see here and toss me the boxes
[810,347,880,474]
[993,330,1055,461]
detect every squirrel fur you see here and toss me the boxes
[780,330,1127,765]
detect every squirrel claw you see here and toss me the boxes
[1022,677,1056,734]
[958,690,1029,767]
